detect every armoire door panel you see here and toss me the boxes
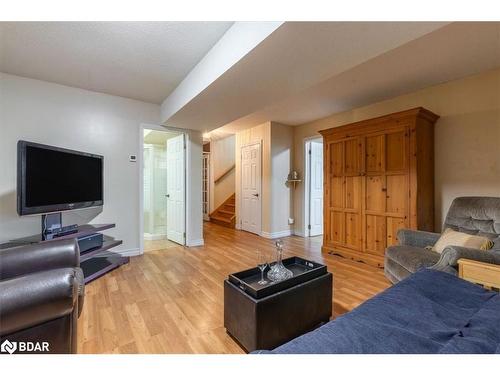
[330,211,344,244]
[365,134,384,173]
[365,215,386,255]
[386,130,408,172]
[330,142,343,176]
[345,213,361,249]
[345,176,361,210]
[386,174,408,215]
[344,138,364,176]
[331,177,344,208]
[365,176,386,212]
[387,216,406,247]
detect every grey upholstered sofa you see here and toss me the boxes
[0,239,84,353]
[385,196,500,284]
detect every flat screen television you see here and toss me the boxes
[17,140,104,216]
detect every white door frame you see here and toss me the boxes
[139,123,187,254]
[202,152,210,221]
[303,136,324,237]
[239,140,262,236]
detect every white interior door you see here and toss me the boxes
[167,133,185,245]
[309,141,323,236]
[241,143,262,235]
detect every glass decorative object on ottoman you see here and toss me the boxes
[267,239,293,282]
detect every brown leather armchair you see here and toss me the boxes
[0,239,84,354]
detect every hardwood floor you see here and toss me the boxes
[143,239,178,253]
[77,222,390,354]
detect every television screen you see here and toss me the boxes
[17,141,103,215]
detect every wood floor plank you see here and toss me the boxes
[77,222,390,353]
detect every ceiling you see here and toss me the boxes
[215,22,500,134]
[166,22,451,132]
[143,129,180,145]
[2,21,499,135]
[0,21,233,103]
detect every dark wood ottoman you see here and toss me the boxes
[224,272,333,352]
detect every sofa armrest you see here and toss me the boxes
[397,229,440,248]
[430,246,500,275]
[0,268,79,336]
[0,239,79,280]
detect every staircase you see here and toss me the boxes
[209,194,236,228]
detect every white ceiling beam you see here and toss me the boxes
[160,21,283,123]
[161,22,448,132]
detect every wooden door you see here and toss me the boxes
[385,128,409,246]
[363,128,409,255]
[325,137,363,252]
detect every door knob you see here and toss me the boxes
[166,194,170,198]
[253,193,259,197]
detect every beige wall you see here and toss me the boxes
[235,121,294,237]
[210,135,235,210]
[293,67,500,235]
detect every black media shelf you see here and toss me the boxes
[80,239,123,262]
[8,223,128,284]
[81,252,129,283]
[9,224,116,245]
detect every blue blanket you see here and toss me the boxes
[262,269,500,354]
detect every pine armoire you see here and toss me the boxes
[319,107,439,267]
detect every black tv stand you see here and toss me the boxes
[41,212,79,240]
[8,223,128,284]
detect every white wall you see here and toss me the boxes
[0,73,160,255]
[268,123,294,237]
[184,129,204,246]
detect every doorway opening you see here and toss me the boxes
[304,137,324,237]
[142,127,186,252]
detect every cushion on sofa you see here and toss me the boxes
[385,245,440,273]
[432,228,494,254]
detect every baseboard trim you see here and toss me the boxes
[186,239,204,247]
[293,229,306,237]
[261,230,293,239]
[144,233,167,241]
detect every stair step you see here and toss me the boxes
[210,215,232,223]
[209,194,236,228]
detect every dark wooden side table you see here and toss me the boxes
[224,270,332,352]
